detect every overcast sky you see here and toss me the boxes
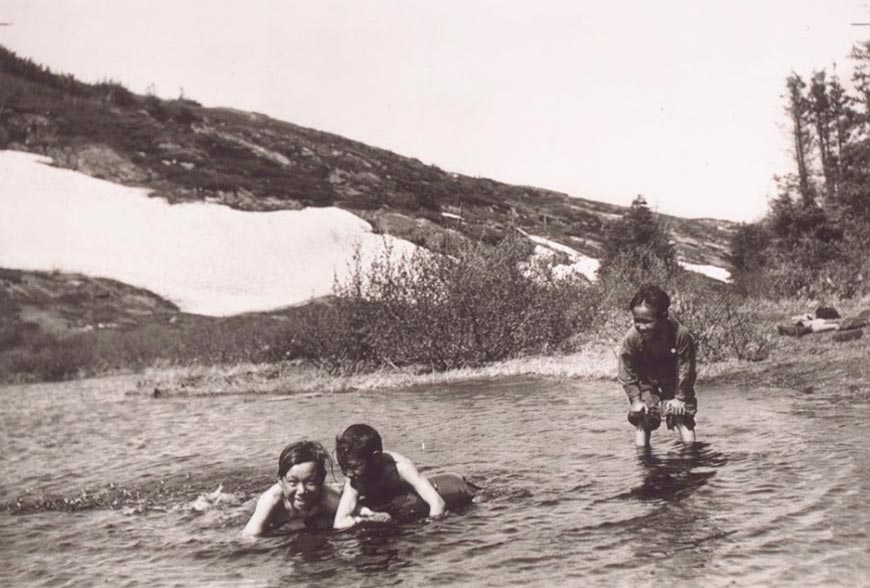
[1,1,867,221]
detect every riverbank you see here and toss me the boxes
[3,294,867,398]
[5,322,855,400]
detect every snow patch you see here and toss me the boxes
[526,234,600,281]
[679,261,731,283]
[0,150,417,315]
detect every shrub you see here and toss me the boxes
[94,80,135,107]
[2,333,96,381]
[597,195,678,280]
[170,104,199,125]
[669,279,769,362]
[293,233,593,373]
[591,273,769,364]
[143,94,167,121]
[592,249,682,314]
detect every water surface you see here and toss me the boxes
[1,376,867,587]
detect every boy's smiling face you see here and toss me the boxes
[631,303,666,341]
[279,461,323,513]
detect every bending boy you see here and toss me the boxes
[618,284,698,447]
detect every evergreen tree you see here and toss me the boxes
[785,73,816,206]
[597,195,677,278]
[729,223,770,275]
[809,71,836,201]
[728,43,870,297]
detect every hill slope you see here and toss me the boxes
[0,45,736,268]
[0,45,746,382]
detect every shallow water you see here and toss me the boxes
[1,376,868,587]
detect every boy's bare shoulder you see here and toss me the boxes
[383,451,417,472]
[259,482,284,506]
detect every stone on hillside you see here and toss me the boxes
[815,306,840,319]
[48,144,150,183]
[858,309,870,320]
[831,328,863,343]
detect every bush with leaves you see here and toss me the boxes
[591,262,768,364]
[293,233,593,373]
[598,195,678,279]
[669,278,769,363]
[730,42,870,299]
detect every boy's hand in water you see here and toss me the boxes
[630,400,648,414]
[427,510,448,522]
[357,511,393,524]
[664,399,687,415]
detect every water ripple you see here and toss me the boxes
[1,378,868,586]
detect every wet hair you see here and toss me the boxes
[277,440,331,482]
[335,424,383,470]
[628,284,671,317]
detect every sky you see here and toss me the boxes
[1,1,868,222]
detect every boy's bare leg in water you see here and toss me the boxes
[676,422,695,444]
[635,422,651,447]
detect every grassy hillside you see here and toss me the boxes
[0,45,735,265]
[0,267,317,382]
[0,46,747,383]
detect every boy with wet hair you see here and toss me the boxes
[333,423,446,529]
[618,284,697,447]
[241,440,341,538]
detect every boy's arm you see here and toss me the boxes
[674,329,697,402]
[333,479,362,530]
[241,483,282,538]
[392,452,446,517]
[617,334,644,403]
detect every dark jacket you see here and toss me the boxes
[617,317,696,403]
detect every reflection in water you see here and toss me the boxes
[631,442,726,502]
[1,378,868,587]
[284,530,333,560]
[623,442,735,574]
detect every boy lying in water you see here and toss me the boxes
[333,423,446,530]
[243,429,476,536]
[241,439,389,537]
[241,440,340,537]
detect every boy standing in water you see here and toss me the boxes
[618,284,697,447]
[333,423,446,529]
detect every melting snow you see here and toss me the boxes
[0,150,417,315]
[526,233,730,283]
[678,261,731,283]
[526,234,600,281]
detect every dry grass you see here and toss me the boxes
[132,343,619,398]
[4,295,866,398]
[127,295,869,397]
